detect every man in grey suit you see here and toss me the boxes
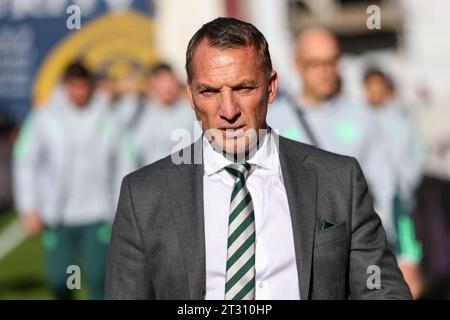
[105,17,411,300]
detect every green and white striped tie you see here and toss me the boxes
[224,162,256,300]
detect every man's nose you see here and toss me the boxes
[219,91,240,121]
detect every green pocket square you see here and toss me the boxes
[320,219,335,231]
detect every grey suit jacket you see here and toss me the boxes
[105,136,412,300]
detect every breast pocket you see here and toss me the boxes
[312,222,348,299]
[314,222,347,248]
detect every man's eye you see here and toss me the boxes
[236,87,254,93]
[199,90,216,96]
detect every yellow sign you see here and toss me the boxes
[33,10,158,107]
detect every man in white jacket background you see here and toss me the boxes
[13,62,122,299]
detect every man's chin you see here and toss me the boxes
[209,137,245,154]
[205,127,263,161]
[212,137,260,162]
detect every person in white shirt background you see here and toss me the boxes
[267,27,396,259]
[363,67,425,298]
[13,62,121,299]
[119,63,200,173]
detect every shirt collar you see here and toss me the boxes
[203,130,277,177]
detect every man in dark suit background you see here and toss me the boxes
[105,17,411,300]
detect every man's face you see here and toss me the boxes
[149,71,180,106]
[187,41,278,156]
[365,74,393,108]
[295,36,340,101]
[65,77,94,107]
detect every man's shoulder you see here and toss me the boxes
[280,137,360,185]
[279,136,363,208]
[280,135,355,163]
[125,141,200,187]
[126,152,182,184]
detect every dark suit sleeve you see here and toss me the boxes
[348,158,412,299]
[105,176,155,299]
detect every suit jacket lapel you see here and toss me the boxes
[170,138,206,299]
[278,136,318,299]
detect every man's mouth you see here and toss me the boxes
[219,126,246,139]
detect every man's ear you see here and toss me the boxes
[185,83,195,110]
[268,70,278,104]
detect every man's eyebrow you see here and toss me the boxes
[194,83,218,91]
[194,79,260,91]
[232,79,260,88]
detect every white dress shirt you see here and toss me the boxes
[203,132,300,300]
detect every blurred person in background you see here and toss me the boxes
[363,68,425,298]
[96,72,120,105]
[108,70,146,198]
[12,62,119,299]
[267,28,396,253]
[0,111,16,213]
[413,96,450,296]
[120,62,199,172]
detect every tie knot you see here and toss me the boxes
[225,162,251,180]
